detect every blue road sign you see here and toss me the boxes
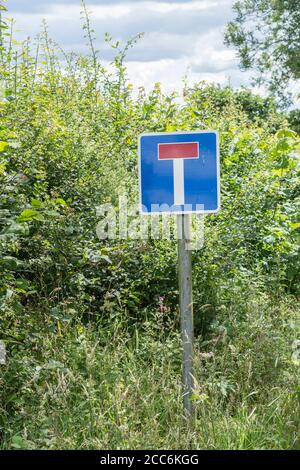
[138,131,220,214]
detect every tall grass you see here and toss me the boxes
[1,292,299,450]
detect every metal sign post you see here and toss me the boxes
[177,214,194,418]
[138,130,220,418]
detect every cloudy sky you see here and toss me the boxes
[6,0,253,94]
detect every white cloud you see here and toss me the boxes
[7,0,229,13]
[6,0,253,94]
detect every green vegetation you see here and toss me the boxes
[0,2,300,449]
[225,0,300,105]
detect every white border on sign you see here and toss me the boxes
[138,130,221,215]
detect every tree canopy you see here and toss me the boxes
[225,0,300,106]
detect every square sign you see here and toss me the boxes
[138,130,220,214]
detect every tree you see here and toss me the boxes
[288,108,300,134]
[225,0,300,106]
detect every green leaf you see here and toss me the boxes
[0,162,6,175]
[0,141,8,152]
[276,129,297,139]
[53,198,67,206]
[11,435,35,450]
[0,256,23,270]
[4,221,29,236]
[271,168,290,177]
[31,199,43,208]
[17,209,44,223]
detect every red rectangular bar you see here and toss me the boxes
[158,142,199,160]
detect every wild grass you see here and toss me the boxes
[1,291,299,450]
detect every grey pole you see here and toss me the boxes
[177,214,194,418]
